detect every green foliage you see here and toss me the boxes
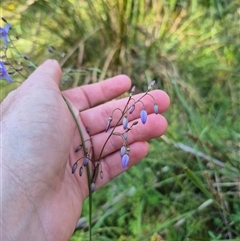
[2,0,240,240]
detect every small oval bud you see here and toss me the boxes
[131,85,136,93]
[122,154,129,168]
[100,171,104,179]
[123,132,128,140]
[2,17,8,23]
[72,163,77,174]
[83,157,89,166]
[140,109,147,124]
[91,183,96,193]
[133,121,138,125]
[105,116,112,132]
[79,166,83,176]
[75,144,82,152]
[153,103,159,115]
[122,116,128,130]
[48,46,55,53]
[24,55,30,60]
[148,80,156,90]
[129,105,135,114]
[120,146,126,157]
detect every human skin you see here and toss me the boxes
[1,59,170,241]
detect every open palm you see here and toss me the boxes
[2,60,170,241]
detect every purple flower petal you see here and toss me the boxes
[153,103,159,114]
[140,109,147,124]
[4,23,11,33]
[122,154,129,168]
[122,116,128,130]
[0,61,13,83]
[0,23,11,44]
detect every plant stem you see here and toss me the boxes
[62,95,92,241]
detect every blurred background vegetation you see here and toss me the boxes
[1,0,240,240]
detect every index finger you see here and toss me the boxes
[62,75,131,110]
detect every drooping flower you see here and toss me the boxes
[0,23,11,44]
[153,103,159,115]
[0,61,12,83]
[140,109,147,124]
[122,116,128,130]
[122,154,129,168]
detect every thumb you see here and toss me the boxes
[27,59,62,87]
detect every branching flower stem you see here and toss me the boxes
[92,93,135,183]
[62,95,93,241]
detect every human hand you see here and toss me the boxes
[1,60,170,241]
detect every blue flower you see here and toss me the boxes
[140,109,147,124]
[0,23,11,44]
[0,61,13,83]
[122,154,129,168]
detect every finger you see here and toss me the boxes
[62,75,131,110]
[90,114,168,158]
[94,141,149,190]
[81,89,170,135]
[23,59,62,87]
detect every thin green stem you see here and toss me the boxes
[62,95,92,241]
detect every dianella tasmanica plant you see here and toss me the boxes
[71,80,159,192]
[1,18,160,240]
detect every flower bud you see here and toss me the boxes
[120,146,126,157]
[131,85,136,93]
[122,154,129,168]
[153,103,159,115]
[129,105,135,114]
[140,109,147,124]
[100,171,104,179]
[123,132,128,140]
[122,116,128,130]
[79,166,83,176]
[72,163,77,174]
[91,183,96,193]
[75,144,82,152]
[83,157,89,166]
[148,80,156,90]
[105,116,112,132]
